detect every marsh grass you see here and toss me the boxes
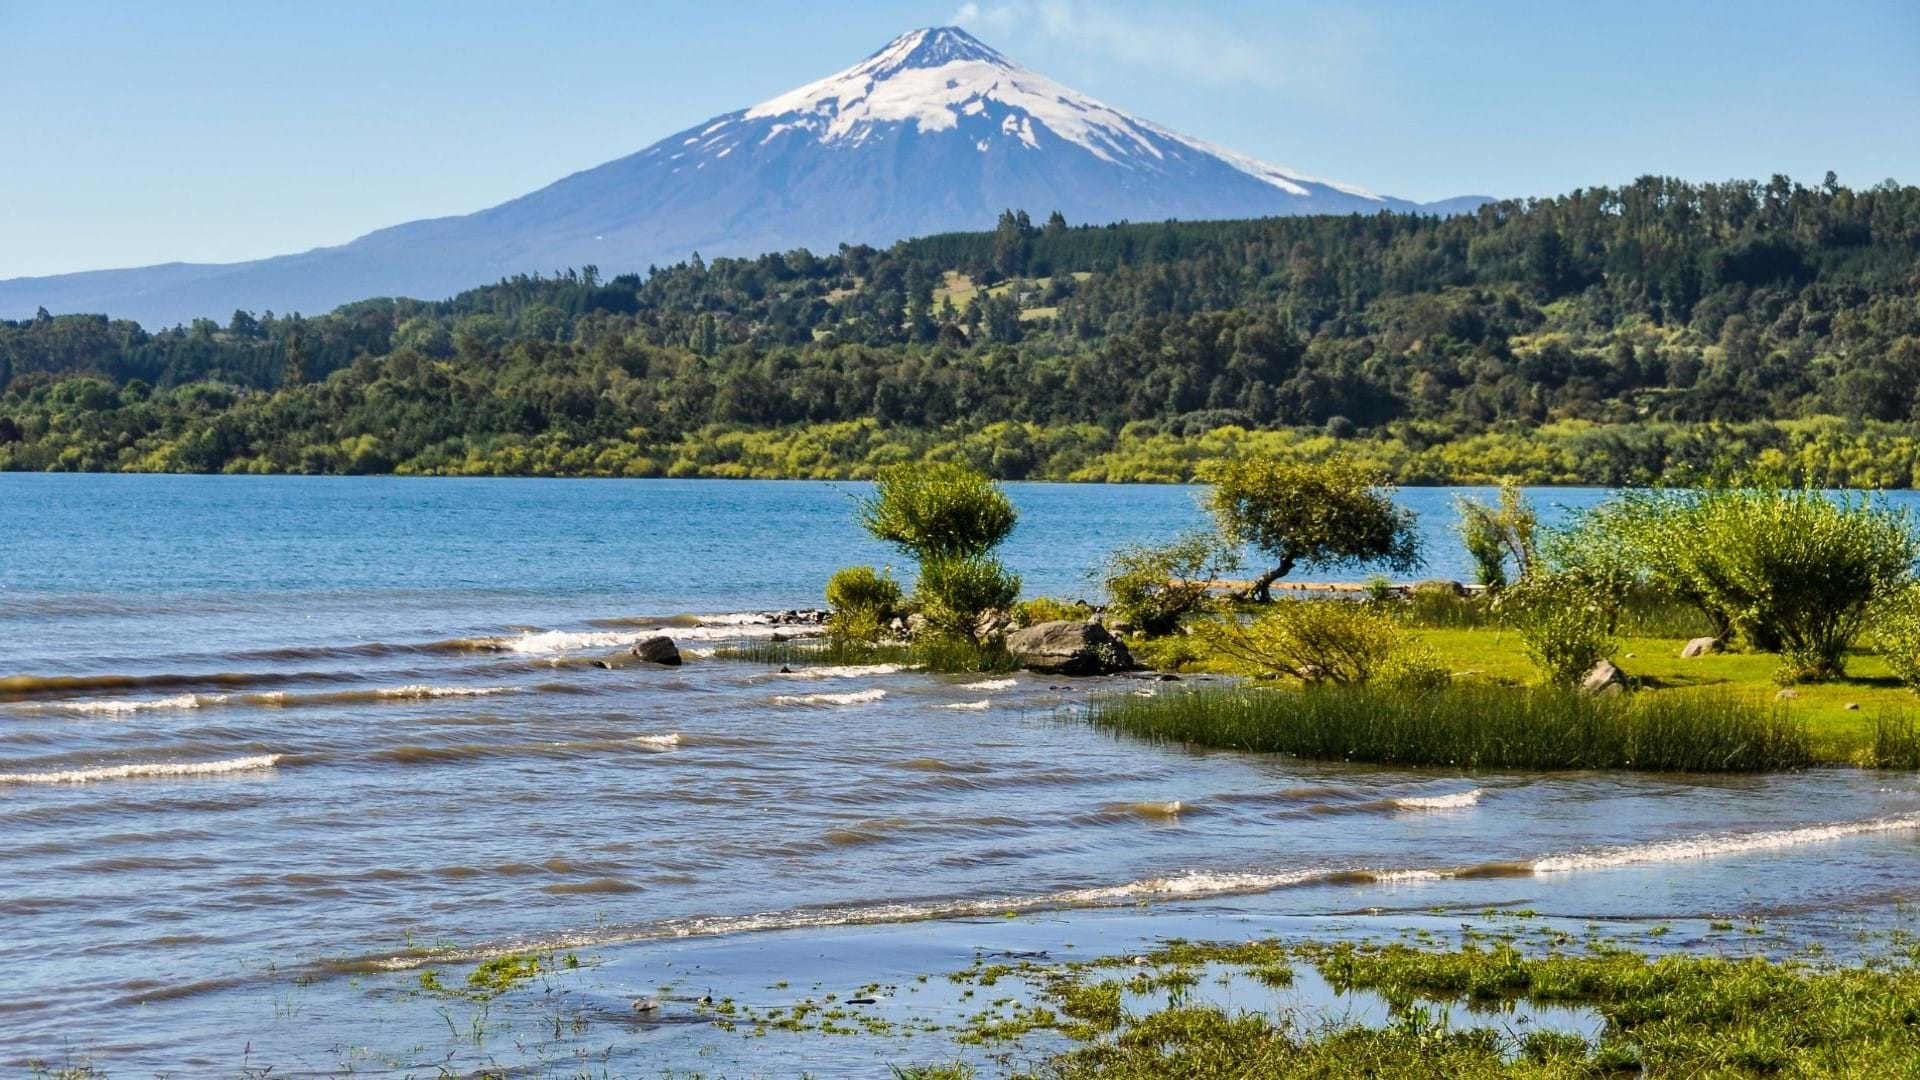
[1084,683,1811,771]
[714,636,1018,674]
[712,638,912,668]
[1868,709,1920,768]
[1022,941,1920,1079]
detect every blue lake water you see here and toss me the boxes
[4,475,1919,1075]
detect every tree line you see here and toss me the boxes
[3,173,1917,478]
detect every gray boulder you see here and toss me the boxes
[630,636,682,666]
[1006,620,1133,676]
[1680,636,1723,658]
[1580,659,1628,696]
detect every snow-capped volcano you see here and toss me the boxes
[0,27,1485,327]
[735,27,1378,200]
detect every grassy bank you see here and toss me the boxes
[1087,684,1813,772]
[1126,620,1920,766]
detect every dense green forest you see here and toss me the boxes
[4,173,1919,483]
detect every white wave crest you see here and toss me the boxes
[631,733,683,748]
[961,678,1017,691]
[1394,789,1483,811]
[1060,868,1323,903]
[0,753,284,785]
[500,630,644,654]
[378,685,517,700]
[498,624,823,654]
[937,700,991,712]
[1533,813,1920,873]
[44,693,224,715]
[777,664,907,679]
[773,689,887,706]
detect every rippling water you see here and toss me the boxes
[5,475,1920,1073]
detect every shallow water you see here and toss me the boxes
[5,474,1920,1074]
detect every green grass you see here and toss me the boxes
[1015,941,1920,1079]
[1085,683,1812,772]
[1414,628,1908,759]
[1127,609,1916,763]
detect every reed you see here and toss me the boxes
[713,636,1017,674]
[1085,683,1811,772]
[711,638,912,667]
[1868,710,1920,769]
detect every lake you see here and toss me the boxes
[5,475,1919,1075]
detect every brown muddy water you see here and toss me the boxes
[6,475,1920,1075]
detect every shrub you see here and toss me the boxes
[1587,486,1919,681]
[1013,596,1083,627]
[1373,646,1452,692]
[824,565,904,641]
[1096,530,1237,636]
[857,462,1017,561]
[915,555,1021,642]
[1200,455,1421,601]
[1403,581,1491,629]
[1197,599,1407,685]
[1499,571,1618,688]
[1872,583,1920,692]
[1453,479,1536,592]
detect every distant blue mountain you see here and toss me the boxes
[0,27,1489,327]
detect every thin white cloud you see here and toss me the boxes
[951,0,1365,93]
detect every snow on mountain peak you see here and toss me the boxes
[736,27,1377,201]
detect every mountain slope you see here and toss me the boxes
[0,27,1486,327]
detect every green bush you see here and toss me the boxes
[1403,581,1491,629]
[826,564,904,614]
[916,555,1021,642]
[1872,583,1920,692]
[1013,596,1083,627]
[1374,646,1453,692]
[824,565,903,641]
[1587,486,1919,681]
[857,462,1017,560]
[1096,530,1236,636]
[1499,571,1618,688]
[1197,599,1406,685]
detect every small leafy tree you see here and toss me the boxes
[853,463,1021,644]
[1096,530,1238,636]
[1198,599,1408,685]
[857,462,1017,560]
[1201,455,1421,601]
[1454,479,1536,592]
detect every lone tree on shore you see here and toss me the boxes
[1201,455,1422,601]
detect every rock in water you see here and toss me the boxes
[1680,636,1724,658]
[1006,621,1133,676]
[630,636,682,666]
[1580,660,1628,695]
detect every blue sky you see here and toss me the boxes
[3,0,1916,279]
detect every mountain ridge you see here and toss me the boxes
[1,26,1489,327]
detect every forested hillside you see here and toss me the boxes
[4,174,1918,483]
